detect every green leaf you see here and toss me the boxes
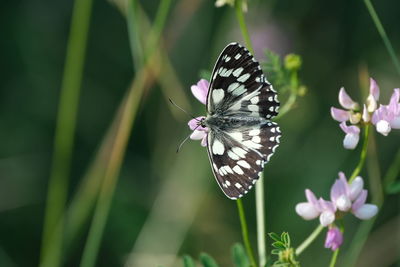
[200,253,219,267]
[231,243,250,267]
[268,232,281,242]
[272,242,285,249]
[183,255,196,267]
[281,232,290,247]
[271,249,281,255]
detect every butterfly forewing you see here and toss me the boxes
[207,43,279,119]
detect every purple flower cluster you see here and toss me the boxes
[331,78,400,149]
[295,172,378,250]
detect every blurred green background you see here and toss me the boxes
[0,0,399,266]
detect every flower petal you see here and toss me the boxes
[339,122,360,135]
[362,104,370,122]
[353,204,378,220]
[188,116,206,131]
[305,189,320,208]
[391,115,400,129]
[339,87,359,110]
[190,130,207,140]
[319,211,335,227]
[335,195,352,211]
[376,120,391,136]
[369,78,380,101]
[191,79,209,105]
[325,227,343,251]
[201,135,207,147]
[349,176,364,201]
[343,133,360,150]
[352,189,367,211]
[331,107,350,122]
[295,203,320,220]
[366,94,378,113]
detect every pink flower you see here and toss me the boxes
[325,227,343,251]
[372,88,400,136]
[295,190,336,227]
[331,78,382,149]
[188,79,210,146]
[339,122,360,149]
[296,173,378,226]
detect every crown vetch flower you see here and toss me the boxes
[331,78,384,149]
[188,79,210,146]
[325,227,343,251]
[371,88,400,136]
[296,172,378,250]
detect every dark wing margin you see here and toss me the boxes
[206,42,279,120]
[206,122,281,199]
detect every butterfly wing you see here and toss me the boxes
[206,42,279,119]
[206,122,281,199]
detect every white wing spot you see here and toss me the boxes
[269,136,275,142]
[234,53,242,60]
[228,83,240,92]
[276,135,281,143]
[248,105,259,112]
[243,140,262,149]
[267,154,273,161]
[229,132,243,142]
[226,180,231,186]
[235,182,242,189]
[269,106,274,112]
[272,144,279,152]
[271,128,276,133]
[268,96,273,101]
[223,165,234,174]
[228,150,240,160]
[220,68,233,77]
[233,67,244,77]
[252,136,261,143]
[212,89,225,104]
[238,73,251,83]
[233,166,244,175]
[256,160,261,165]
[249,129,260,136]
[251,96,259,104]
[237,160,251,169]
[232,85,246,96]
[225,56,231,62]
[212,139,225,155]
[232,147,247,158]
[230,101,241,110]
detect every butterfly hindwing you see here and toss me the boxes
[206,122,281,199]
[207,43,279,120]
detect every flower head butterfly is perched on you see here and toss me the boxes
[188,43,281,200]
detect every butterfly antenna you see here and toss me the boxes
[168,98,199,121]
[176,124,201,153]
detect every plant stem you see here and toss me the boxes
[236,199,258,267]
[295,224,324,256]
[329,249,340,267]
[40,0,93,265]
[234,2,265,265]
[349,124,370,182]
[363,0,400,76]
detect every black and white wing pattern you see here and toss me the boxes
[204,43,281,199]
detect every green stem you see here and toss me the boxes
[349,124,370,182]
[237,199,258,267]
[363,0,400,76]
[329,249,340,267]
[295,224,324,256]
[40,0,93,265]
[234,2,264,265]
[235,0,254,53]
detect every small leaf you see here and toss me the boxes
[268,232,281,242]
[183,255,196,267]
[231,243,250,267]
[271,249,281,255]
[200,253,219,267]
[281,232,290,247]
[272,242,285,249]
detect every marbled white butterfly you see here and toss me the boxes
[195,42,281,200]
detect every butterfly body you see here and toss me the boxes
[197,42,281,200]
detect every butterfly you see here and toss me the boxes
[195,42,281,200]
